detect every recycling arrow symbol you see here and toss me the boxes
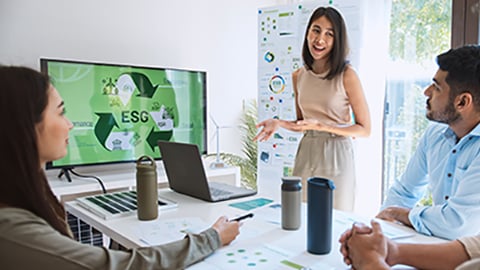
[94,71,177,152]
[126,72,158,98]
[94,113,119,149]
[146,127,173,151]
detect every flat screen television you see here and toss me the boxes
[40,58,207,169]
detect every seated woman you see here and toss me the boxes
[0,66,241,269]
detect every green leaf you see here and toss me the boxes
[205,99,258,189]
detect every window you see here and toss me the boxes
[382,0,452,200]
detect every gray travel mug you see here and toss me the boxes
[307,177,335,254]
[136,155,158,220]
[281,176,302,230]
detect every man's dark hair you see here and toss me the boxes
[437,45,480,110]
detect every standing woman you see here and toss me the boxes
[254,7,371,211]
[0,66,240,269]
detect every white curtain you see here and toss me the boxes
[353,0,392,216]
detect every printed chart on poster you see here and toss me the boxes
[257,0,364,180]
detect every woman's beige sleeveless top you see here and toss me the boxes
[295,66,351,126]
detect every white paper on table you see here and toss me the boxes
[200,242,295,270]
[308,261,337,270]
[335,211,415,240]
[380,221,416,240]
[134,217,209,246]
[251,202,282,225]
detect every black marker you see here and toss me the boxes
[230,213,254,222]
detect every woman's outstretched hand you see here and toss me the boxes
[253,119,280,142]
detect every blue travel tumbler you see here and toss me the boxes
[307,177,336,254]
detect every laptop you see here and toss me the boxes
[158,141,257,202]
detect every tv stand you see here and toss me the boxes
[58,168,73,182]
[48,162,241,201]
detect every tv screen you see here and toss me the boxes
[40,58,207,169]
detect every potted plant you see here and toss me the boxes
[205,99,257,189]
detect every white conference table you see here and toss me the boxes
[65,189,446,269]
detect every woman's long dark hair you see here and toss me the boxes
[0,66,71,237]
[302,6,349,80]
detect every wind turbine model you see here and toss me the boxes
[209,114,229,169]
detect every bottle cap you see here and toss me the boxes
[307,177,335,190]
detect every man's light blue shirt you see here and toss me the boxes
[382,122,480,240]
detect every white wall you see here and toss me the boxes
[0,0,389,215]
[0,0,283,156]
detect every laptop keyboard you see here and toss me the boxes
[210,187,233,197]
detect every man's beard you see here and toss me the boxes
[426,99,461,124]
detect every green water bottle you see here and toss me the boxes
[136,155,158,220]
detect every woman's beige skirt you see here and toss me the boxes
[292,130,355,211]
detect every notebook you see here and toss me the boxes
[158,141,257,202]
[75,190,177,220]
